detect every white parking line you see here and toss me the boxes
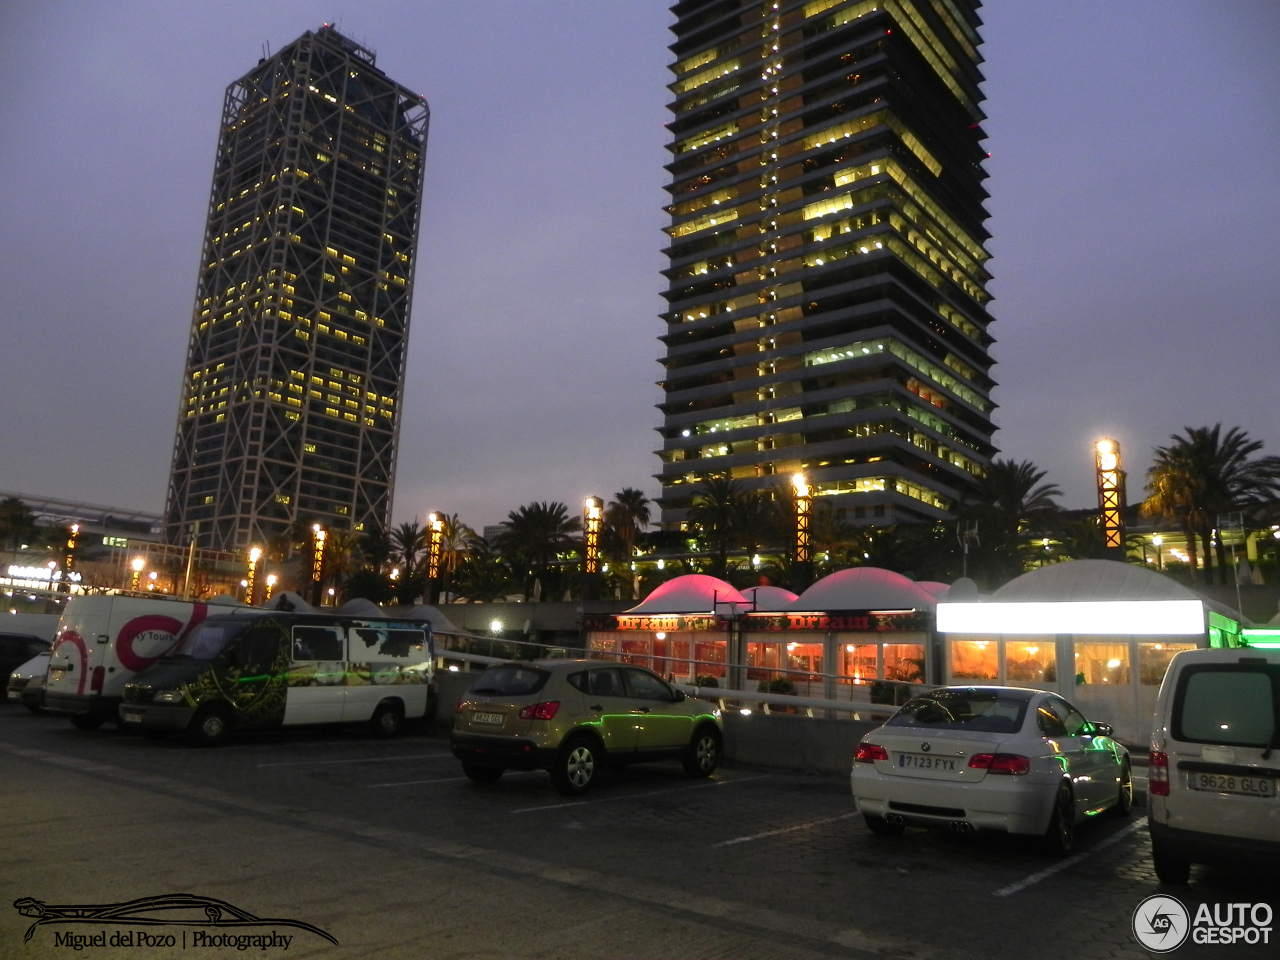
[256,753,454,768]
[510,775,770,814]
[366,771,542,788]
[712,812,857,847]
[992,817,1147,897]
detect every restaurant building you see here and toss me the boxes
[936,559,1244,743]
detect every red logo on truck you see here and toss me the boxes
[115,616,187,672]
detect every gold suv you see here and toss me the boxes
[451,659,724,795]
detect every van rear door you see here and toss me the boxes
[342,625,431,722]
[283,624,346,725]
[1166,660,1280,842]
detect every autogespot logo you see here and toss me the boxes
[1133,895,1190,953]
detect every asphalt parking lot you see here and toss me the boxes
[1,707,1274,960]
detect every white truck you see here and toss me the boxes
[44,595,248,729]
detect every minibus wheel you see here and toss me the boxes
[188,704,233,747]
[370,702,404,739]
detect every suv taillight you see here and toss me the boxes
[455,700,466,715]
[519,701,560,721]
[1149,750,1170,796]
[969,753,1031,775]
[855,743,889,763]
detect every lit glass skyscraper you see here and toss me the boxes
[656,0,994,527]
[165,26,428,551]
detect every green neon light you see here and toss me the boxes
[1242,628,1280,649]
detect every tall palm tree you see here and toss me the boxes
[452,541,514,602]
[605,488,651,562]
[961,459,1062,588]
[388,521,426,601]
[687,474,746,579]
[437,513,478,598]
[494,502,581,601]
[0,496,39,563]
[1143,425,1280,584]
[323,530,363,596]
[358,525,393,572]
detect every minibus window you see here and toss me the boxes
[292,626,343,661]
[172,621,243,661]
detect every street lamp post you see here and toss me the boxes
[245,547,261,605]
[64,524,79,590]
[265,574,277,602]
[310,525,326,606]
[582,496,603,602]
[425,513,444,604]
[1152,535,1163,572]
[1095,438,1126,557]
[792,473,812,591]
[130,557,145,592]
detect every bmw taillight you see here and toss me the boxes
[1149,750,1170,796]
[518,701,560,721]
[969,753,1030,775]
[855,742,889,763]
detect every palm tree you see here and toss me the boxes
[358,525,394,572]
[437,513,478,599]
[388,521,426,603]
[961,459,1062,588]
[1143,425,1280,584]
[605,488,651,562]
[494,502,581,601]
[686,474,745,579]
[452,542,514,602]
[323,530,363,594]
[0,496,39,563]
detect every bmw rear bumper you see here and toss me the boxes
[852,768,1057,834]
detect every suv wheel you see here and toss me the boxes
[1042,782,1075,857]
[551,735,599,796]
[187,704,233,747]
[683,726,722,778]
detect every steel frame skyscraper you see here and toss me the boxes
[165,25,428,552]
[656,0,994,528]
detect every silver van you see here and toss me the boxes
[1147,647,1280,883]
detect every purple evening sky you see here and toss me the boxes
[0,2,1276,532]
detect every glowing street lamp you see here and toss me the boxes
[148,571,158,592]
[583,497,603,575]
[65,524,79,579]
[310,525,326,605]
[130,557,145,592]
[265,574,277,601]
[245,547,262,604]
[793,472,812,588]
[1152,535,1163,571]
[1095,439,1126,553]
[425,512,445,603]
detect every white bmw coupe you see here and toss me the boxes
[851,686,1132,856]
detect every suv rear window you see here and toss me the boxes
[469,665,550,697]
[1173,664,1279,747]
[888,689,1029,734]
